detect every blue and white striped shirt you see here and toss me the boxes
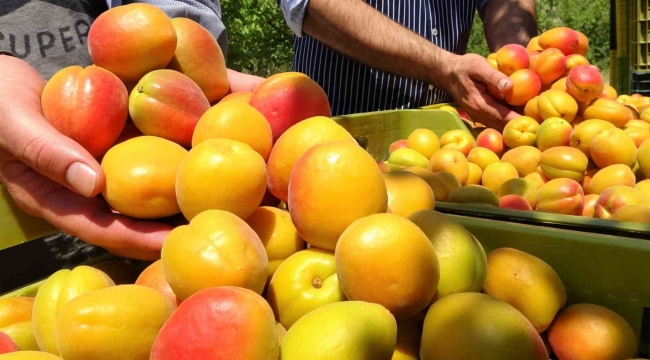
[279,0,490,116]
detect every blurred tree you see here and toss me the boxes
[221,0,295,76]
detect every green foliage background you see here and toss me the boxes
[221,0,610,78]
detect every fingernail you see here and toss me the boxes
[498,79,510,91]
[66,162,97,197]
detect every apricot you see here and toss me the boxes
[548,303,637,360]
[624,126,650,149]
[582,194,600,217]
[527,36,543,52]
[406,128,440,159]
[551,77,567,92]
[496,44,530,76]
[219,91,252,104]
[498,178,538,208]
[499,194,533,210]
[135,260,178,307]
[638,138,650,178]
[280,301,397,360]
[467,147,500,171]
[0,352,61,359]
[587,164,636,195]
[525,171,550,191]
[440,130,475,156]
[56,285,174,360]
[475,128,505,156]
[151,287,278,360]
[566,65,604,103]
[637,179,650,197]
[401,168,461,202]
[600,84,618,100]
[465,163,483,186]
[250,72,331,142]
[388,148,430,169]
[245,206,305,284]
[266,116,354,203]
[88,3,177,83]
[448,185,500,207]
[531,48,568,86]
[524,96,544,123]
[503,116,539,148]
[335,213,439,319]
[538,27,579,55]
[266,248,345,330]
[383,172,435,217]
[389,139,409,154]
[486,53,498,70]
[564,54,590,76]
[504,69,542,106]
[41,65,128,158]
[483,248,566,333]
[0,333,18,355]
[129,69,210,147]
[536,178,585,215]
[583,98,635,127]
[0,298,37,351]
[570,119,616,158]
[192,101,273,161]
[575,30,589,55]
[536,117,572,151]
[594,186,649,219]
[288,140,388,251]
[501,146,543,177]
[167,18,229,103]
[32,266,115,355]
[482,162,520,194]
[161,209,269,301]
[537,89,578,122]
[101,136,187,219]
[428,148,470,185]
[611,205,650,223]
[540,146,589,181]
[420,292,548,360]
[590,128,638,169]
[408,210,487,299]
[176,138,267,221]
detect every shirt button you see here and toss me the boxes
[432,28,438,36]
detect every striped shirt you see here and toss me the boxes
[278,0,490,116]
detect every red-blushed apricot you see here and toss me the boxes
[41,65,128,158]
[150,287,279,360]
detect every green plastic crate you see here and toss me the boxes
[0,184,58,251]
[334,108,650,239]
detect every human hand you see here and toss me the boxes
[440,53,521,131]
[0,56,171,261]
[226,69,266,93]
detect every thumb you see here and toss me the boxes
[470,58,513,93]
[2,109,106,198]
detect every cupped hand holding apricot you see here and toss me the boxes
[0,55,172,261]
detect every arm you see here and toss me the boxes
[481,0,538,51]
[282,0,519,128]
[0,54,170,260]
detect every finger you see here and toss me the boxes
[0,153,171,256]
[0,105,106,198]
[468,58,513,94]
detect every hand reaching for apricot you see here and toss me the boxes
[439,53,521,131]
[0,55,170,261]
